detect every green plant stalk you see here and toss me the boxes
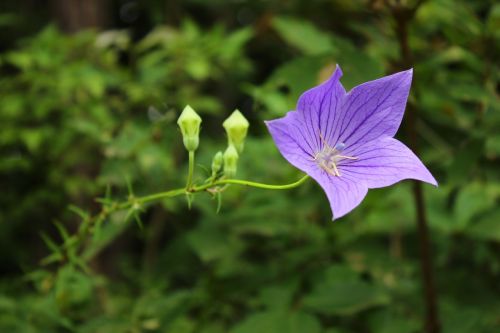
[186,150,195,190]
[138,174,310,205]
[54,174,310,266]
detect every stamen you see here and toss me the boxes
[318,131,328,147]
[313,133,357,177]
[332,163,340,176]
[336,155,358,160]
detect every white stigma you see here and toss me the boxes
[313,136,357,176]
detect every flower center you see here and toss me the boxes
[313,141,357,177]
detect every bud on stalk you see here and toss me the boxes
[223,145,239,178]
[177,105,202,152]
[223,110,249,153]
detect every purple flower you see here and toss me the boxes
[266,66,437,219]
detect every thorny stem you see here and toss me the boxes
[391,2,440,333]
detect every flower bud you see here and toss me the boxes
[222,110,249,153]
[177,105,202,152]
[223,145,239,178]
[211,151,223,175]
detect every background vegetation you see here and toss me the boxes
[0,0,499,332]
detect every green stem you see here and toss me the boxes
[135,174,309,206]
[56,174,310,265]
[186,150,195,190]
[197,174,310,191]
[136,188,187,205]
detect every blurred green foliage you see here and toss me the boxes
[0,0,499,332]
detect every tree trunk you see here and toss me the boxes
[50,0,108,33]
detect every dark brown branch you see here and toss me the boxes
[392,4,441,333]
[50,0,108,33]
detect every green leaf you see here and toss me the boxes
[216,192,222,214]
[258,282,298,310]
[231,310,321,333]
[441,302,487,333]
[187,224,236,262]
[329,36,384,89]
[68,205,90,220]
[55,266,93,309]
[486,4,500,38]
[134,211,144,230]
[485,134,500,159]
[40,232,61,253]
[222,28,254,59]
[368,309,420,333]
[82,215,129,261]
[466,209,500,242]
[303,265,389,315]
[53,221,70,241]
[303,280,389,315]
[447,139,484,185]
[454,182,496,229]
[268,56,329,101]
[272,17,336,55]
[40,252,64,265]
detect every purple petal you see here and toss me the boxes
[340,136,438,188]
[265,111,317,172]
[308,168,368,219]
[265,65,436,220]
[335,69,413,148]
[266,110,369,219]
[296,65,346,150]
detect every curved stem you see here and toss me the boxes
[55,174,310,266]
[135,174,310,206]
[196,174,310,191]
[186,150,195,190]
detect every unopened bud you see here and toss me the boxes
[222,110,249,153]
[223,145,239,178]
[177,105,202,151]
[211,151,223,175]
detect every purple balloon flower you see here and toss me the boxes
[266,65,437,219]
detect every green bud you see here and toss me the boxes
[211,151,223,175]
[222,109,249,153]
[177,105,202,151]
[223,145,239,178]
